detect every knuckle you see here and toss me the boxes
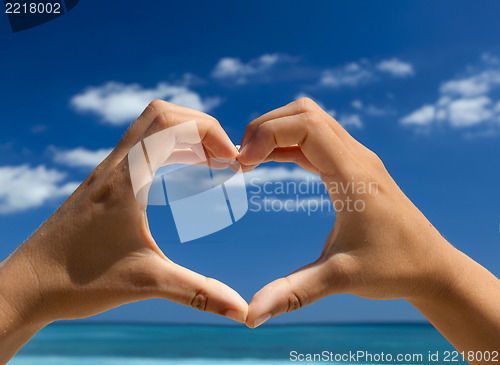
[190,276,215,312]
[287,291,303,312]
[284,278,309,313]
[244,119,260,135]
[190,289,208,311]
[295,97,317,113]
[205,115,221,128]
[255,122,278,146]
[148,99,169,112]
[152,112,175,130]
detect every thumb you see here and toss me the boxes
[247,261,332,328]
[154,259,248,323]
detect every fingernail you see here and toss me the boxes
[253,313,271,328]
[225,309,245,323]
[238,145,247,156]
[215,157,233,163]
[229,160,241,173]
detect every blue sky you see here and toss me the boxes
[1,0,499,326]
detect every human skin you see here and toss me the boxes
[238,98,500,363]
[0,100,248,363]
[1,98,499,363]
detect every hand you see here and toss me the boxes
[239,98,500,359]
[238,98,460,325]
[0,100,248,361]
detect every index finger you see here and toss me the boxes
[241,98,356,150]
[115,100,238,162]
[141,111,239,161]
[238,112,357,179]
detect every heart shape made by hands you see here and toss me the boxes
[120,98,445,328]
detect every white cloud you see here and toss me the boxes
[351,100,363,109]
[366,105,393,116]
[440,76,492,97]
[149,165,330,215]
[495,100,500,113]
[320,61,373,88]
[149,166,322,203]
[351,99,394,117]
[401,105,435,125]
[401,54,500,133]
[293,93,362,128]
[71,82,222,125]
[0,165,79,214]
[154,165,320,191]
[481,52,500,64]
[245,166,319,183]
[439,55,500,97]
[447,97,492,127]
[376,58,415,77]
[211,54,413,88]
[211,53,296,83]
[338,114,363,129]
[245,167,333,214]
[320,57,414,88]
[51,146,113,169]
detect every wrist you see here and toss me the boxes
[404,240,500,354]
[0,294,48,362]
[404,238,465,305]
[0,246,54,328]
[0,253,52,361]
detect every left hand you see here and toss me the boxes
[0,100,248,362]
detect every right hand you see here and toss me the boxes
[238,98,456,328]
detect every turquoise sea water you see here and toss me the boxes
[12,324,467,365]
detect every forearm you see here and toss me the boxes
[408,246,500,363]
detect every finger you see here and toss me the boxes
[263,147,319,174]
[241,98,355,150]
[161,151,236,170]
[164,149,206,165]
[115,100,214,160]
[240,163,259,173]
[142,110,238,160]
[240,102,303,147]
[238,113,355,178]
[155,259,248,323]
[246,262,330,328]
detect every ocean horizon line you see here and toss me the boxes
[50,320,432,327]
